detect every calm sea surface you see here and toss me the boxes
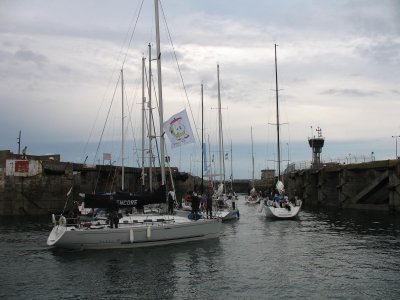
[1,196,400,299]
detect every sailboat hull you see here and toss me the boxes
[245,196,261,204]
[175,208,239,221]
[47,216,221,250]
[215,209,239,221]
[260,200,302,219]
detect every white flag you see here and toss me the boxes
[163,109,195,148]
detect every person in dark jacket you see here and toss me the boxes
[206,188,213,219]
[168,189,175,215]
[191,191,200,220]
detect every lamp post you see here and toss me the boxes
[392,135,400,159]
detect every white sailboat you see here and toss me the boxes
[259,44,302,219]
[47,0,222,250]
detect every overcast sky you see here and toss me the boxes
[1,0,399,179]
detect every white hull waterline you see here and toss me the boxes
[47,215,221,250]
[175,206,239,221]
[245,196,261,205]
[214,208,239,221]
[259,199,302,219]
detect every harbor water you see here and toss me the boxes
[1,196,400,299]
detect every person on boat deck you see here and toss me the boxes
[206,188,213,219]
[184,192,192,206]
[67,201,81,225]
[168,189,175,215]
[108,211,119,228]
[231,192,236,210]
[274,192,284,207]
[108,201,120,228]
[283,194,291,211]
[125,207,133,216]
[269,188,274,200]
[217,194,225,209]
[177,193,183,208]
[190,191,200,220]
[72,201,80,218]
[200,191,207,211]
[136,202,144,214]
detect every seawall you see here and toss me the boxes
[0,150,202,215]
[285,160,400,213]
[2,150,400,215]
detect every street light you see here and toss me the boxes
[392,135,400,159]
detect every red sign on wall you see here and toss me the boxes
[15,160,29,173]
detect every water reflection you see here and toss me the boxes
[168,240,223,298]
[50,239,222,299]
[303,207,400,237]
[1,201,400,299]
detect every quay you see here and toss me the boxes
[283,127,400,214]
[1,149,400,215]
[285,159,400,213]
[0,150,195,216]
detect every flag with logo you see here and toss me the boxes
[163,109,195,148]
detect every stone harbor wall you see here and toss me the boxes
[285,160,400,213]
[1,149,400,215]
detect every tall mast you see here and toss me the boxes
[154,0,166,187]
[251,126,255,187]
[141,56,146,191]
[217,64,223,186]
[148,43,153,192]
[230,140,233,191]
[201,83,204,193]
[208,134,213,190]
[121,68,125,191]
[274,43,281,181]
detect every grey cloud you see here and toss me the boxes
[14,49,48,67]
[356,39,400,65]
[0,49,13,62]
[162,48,184,62]
[57,65,72,74]
[341,1,400,35]
[320,88,379,97]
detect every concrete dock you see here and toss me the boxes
[285,160,400,213]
